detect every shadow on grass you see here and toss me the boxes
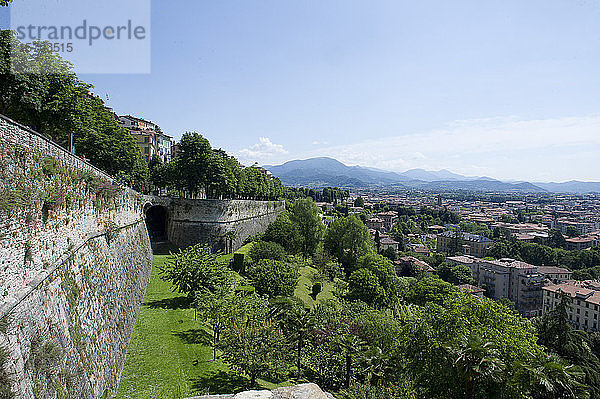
[145,295,193,310]
[190,370,251,394]
[174,328,213,346]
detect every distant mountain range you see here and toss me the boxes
[263,157,600,193]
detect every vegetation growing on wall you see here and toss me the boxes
[0,144,124,223]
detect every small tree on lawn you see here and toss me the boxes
[219,320,290,386]
[195,288,246,361]
[248,259,299,298]
[160,243,233,296]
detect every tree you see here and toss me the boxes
[219,320,290,386]
[195,288,246,361]
[271,297,314,375]
[535,294,600,396]
[547,229,567,249]
[446,334,505,399]
[263,211,301,253]
[381,246,397,262]
[0,32,148,187]
[436,262,475,285]
[515,351,589,399]
[353,197,364,208]
[248,259,299,298]
[324,215,373,273]
[289,198,324,256]
[359,254,400,306]
[347,269,386,306]
[172,132,214,197]
[160,243,233,296]
[405,275,459,306]
[248,240,287,262]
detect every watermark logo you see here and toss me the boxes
[9,0,151,74]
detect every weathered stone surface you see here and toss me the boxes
[272,383,332,399]
[0,115,152,398]
[187,384,333,399]
[144,196,285,251]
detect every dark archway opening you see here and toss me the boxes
[146,205,168,243]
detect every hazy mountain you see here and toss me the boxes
[263,157,550,192]
[264,157,413,187]
[402,168,477,182]
[534,181,600,193]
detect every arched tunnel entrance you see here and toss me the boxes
[145,205,168,243]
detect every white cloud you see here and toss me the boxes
[312,140,329,145]
[302,115,600,181]
[237,137,288,165]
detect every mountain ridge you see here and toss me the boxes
[263,157,599,193]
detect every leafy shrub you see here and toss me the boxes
[249,240,287,263]
[160,243,233,296]
[248,259,299,297]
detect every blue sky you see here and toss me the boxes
[6,1,600,182]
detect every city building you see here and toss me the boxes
[377,211,398,230]
[536,266,573,284]
[366,217,384,231]
[436,231,493,258]
[118,115,174,163]
[380,236,400,252]
[448,256,544,317]
[394,256,434,276]
[565,234,599,251]
[458,284,486,299]
[542,281,600,332]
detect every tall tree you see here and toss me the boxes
[289,198,324,256]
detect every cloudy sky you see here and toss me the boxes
[72,0,600,182]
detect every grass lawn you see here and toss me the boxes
[293,266,335,308]
[116,254,289,399]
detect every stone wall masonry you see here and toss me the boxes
[0,114,152,398]
[145,197,285,251]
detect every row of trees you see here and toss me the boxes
[0,31,148,187]
[150,132,285,200]
[489,239,600,271]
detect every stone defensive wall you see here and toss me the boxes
[144,196,285,252]
[0,115,152,398]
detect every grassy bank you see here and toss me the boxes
[116,254,285,399]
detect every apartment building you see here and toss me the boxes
[377,211,398,230]
[565,234,599,251]
[437,231,493,258]
[536,266,573,284]
[543,281,600,332]
[448,256,544,317]
[119,115,174,163]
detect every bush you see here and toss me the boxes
[248,259,299,297]
[160,243,233,296]
[249,240,287,263]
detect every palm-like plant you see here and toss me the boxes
[446,334,505,399]
[515,351,589,399]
